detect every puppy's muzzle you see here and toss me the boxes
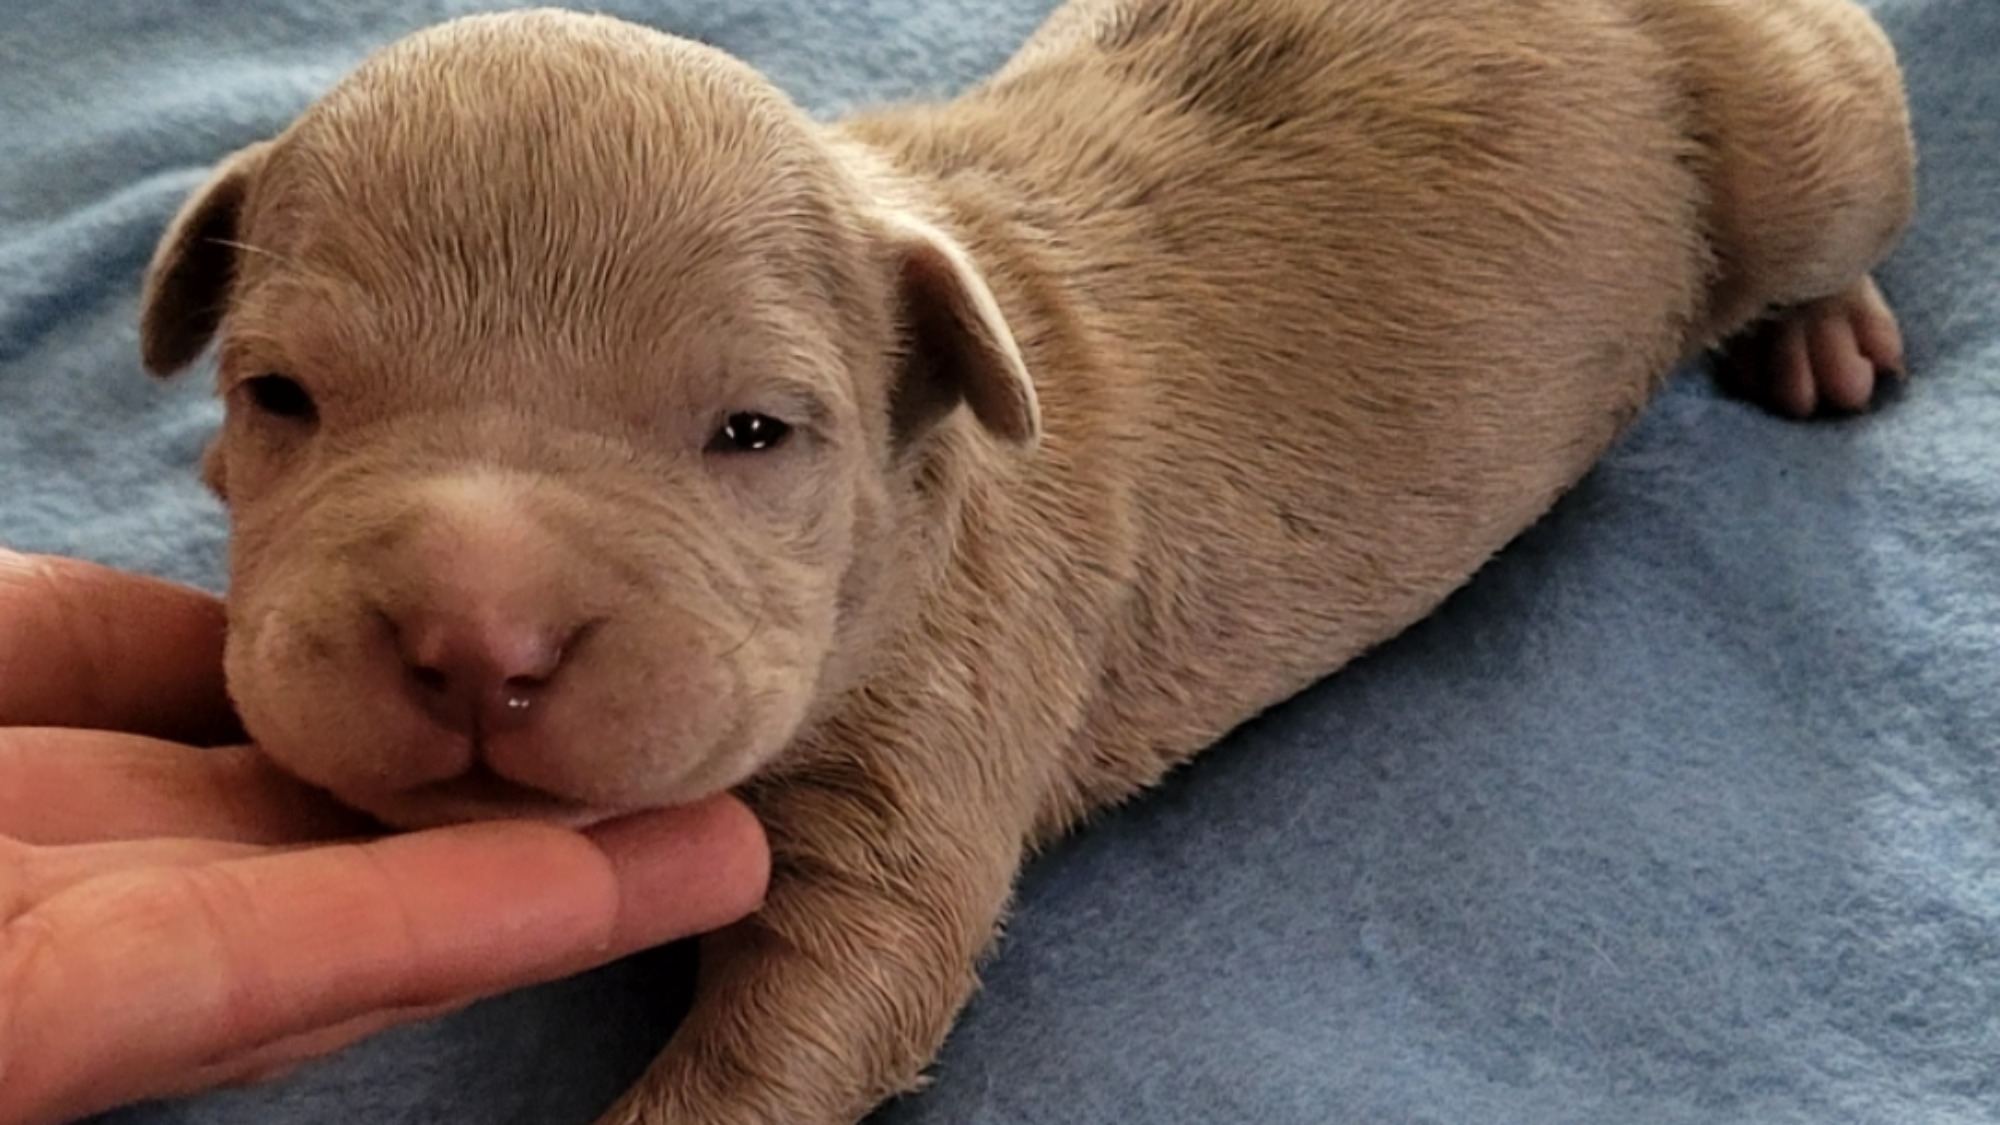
[377,594,594,744]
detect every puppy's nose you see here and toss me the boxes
[389,611,577,736]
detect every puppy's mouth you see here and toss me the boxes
[345,763,630,830]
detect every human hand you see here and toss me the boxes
[0,550,770,1125]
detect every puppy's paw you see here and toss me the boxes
[1715,275,1907,419]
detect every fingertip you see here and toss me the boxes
[587,795,771,952]
[694,794,772,897]
[712,796,773,910]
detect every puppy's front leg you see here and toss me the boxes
[599,772,1022,1125]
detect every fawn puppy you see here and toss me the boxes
[140,0,1913,1120]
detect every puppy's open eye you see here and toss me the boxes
[709,412,792,453]
[242,374,317,424]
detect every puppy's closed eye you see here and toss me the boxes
[241,373,318,425]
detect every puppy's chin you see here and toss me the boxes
[330,765,637,831]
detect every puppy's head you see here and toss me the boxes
[142,10,1037,827]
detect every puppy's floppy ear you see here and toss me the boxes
[878,210,1040,450]
[141,142,272,377]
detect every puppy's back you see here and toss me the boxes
[839,0,1715,791]
[849,0,1711,454]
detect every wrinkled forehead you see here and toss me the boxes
[225,16,869,406]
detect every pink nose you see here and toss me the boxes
[388,611,578,736]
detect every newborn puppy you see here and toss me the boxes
[138,0,1914,1120]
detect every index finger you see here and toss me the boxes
[0,796,767,1125]
[0,550,238,745]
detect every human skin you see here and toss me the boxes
[0,548,771,1125]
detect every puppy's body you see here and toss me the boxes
[844,0,1913,823]
[137,0,1914,1121]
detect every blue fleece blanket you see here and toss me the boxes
[5,1,1996,1122]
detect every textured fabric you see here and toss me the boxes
[3,1,1995,1122]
